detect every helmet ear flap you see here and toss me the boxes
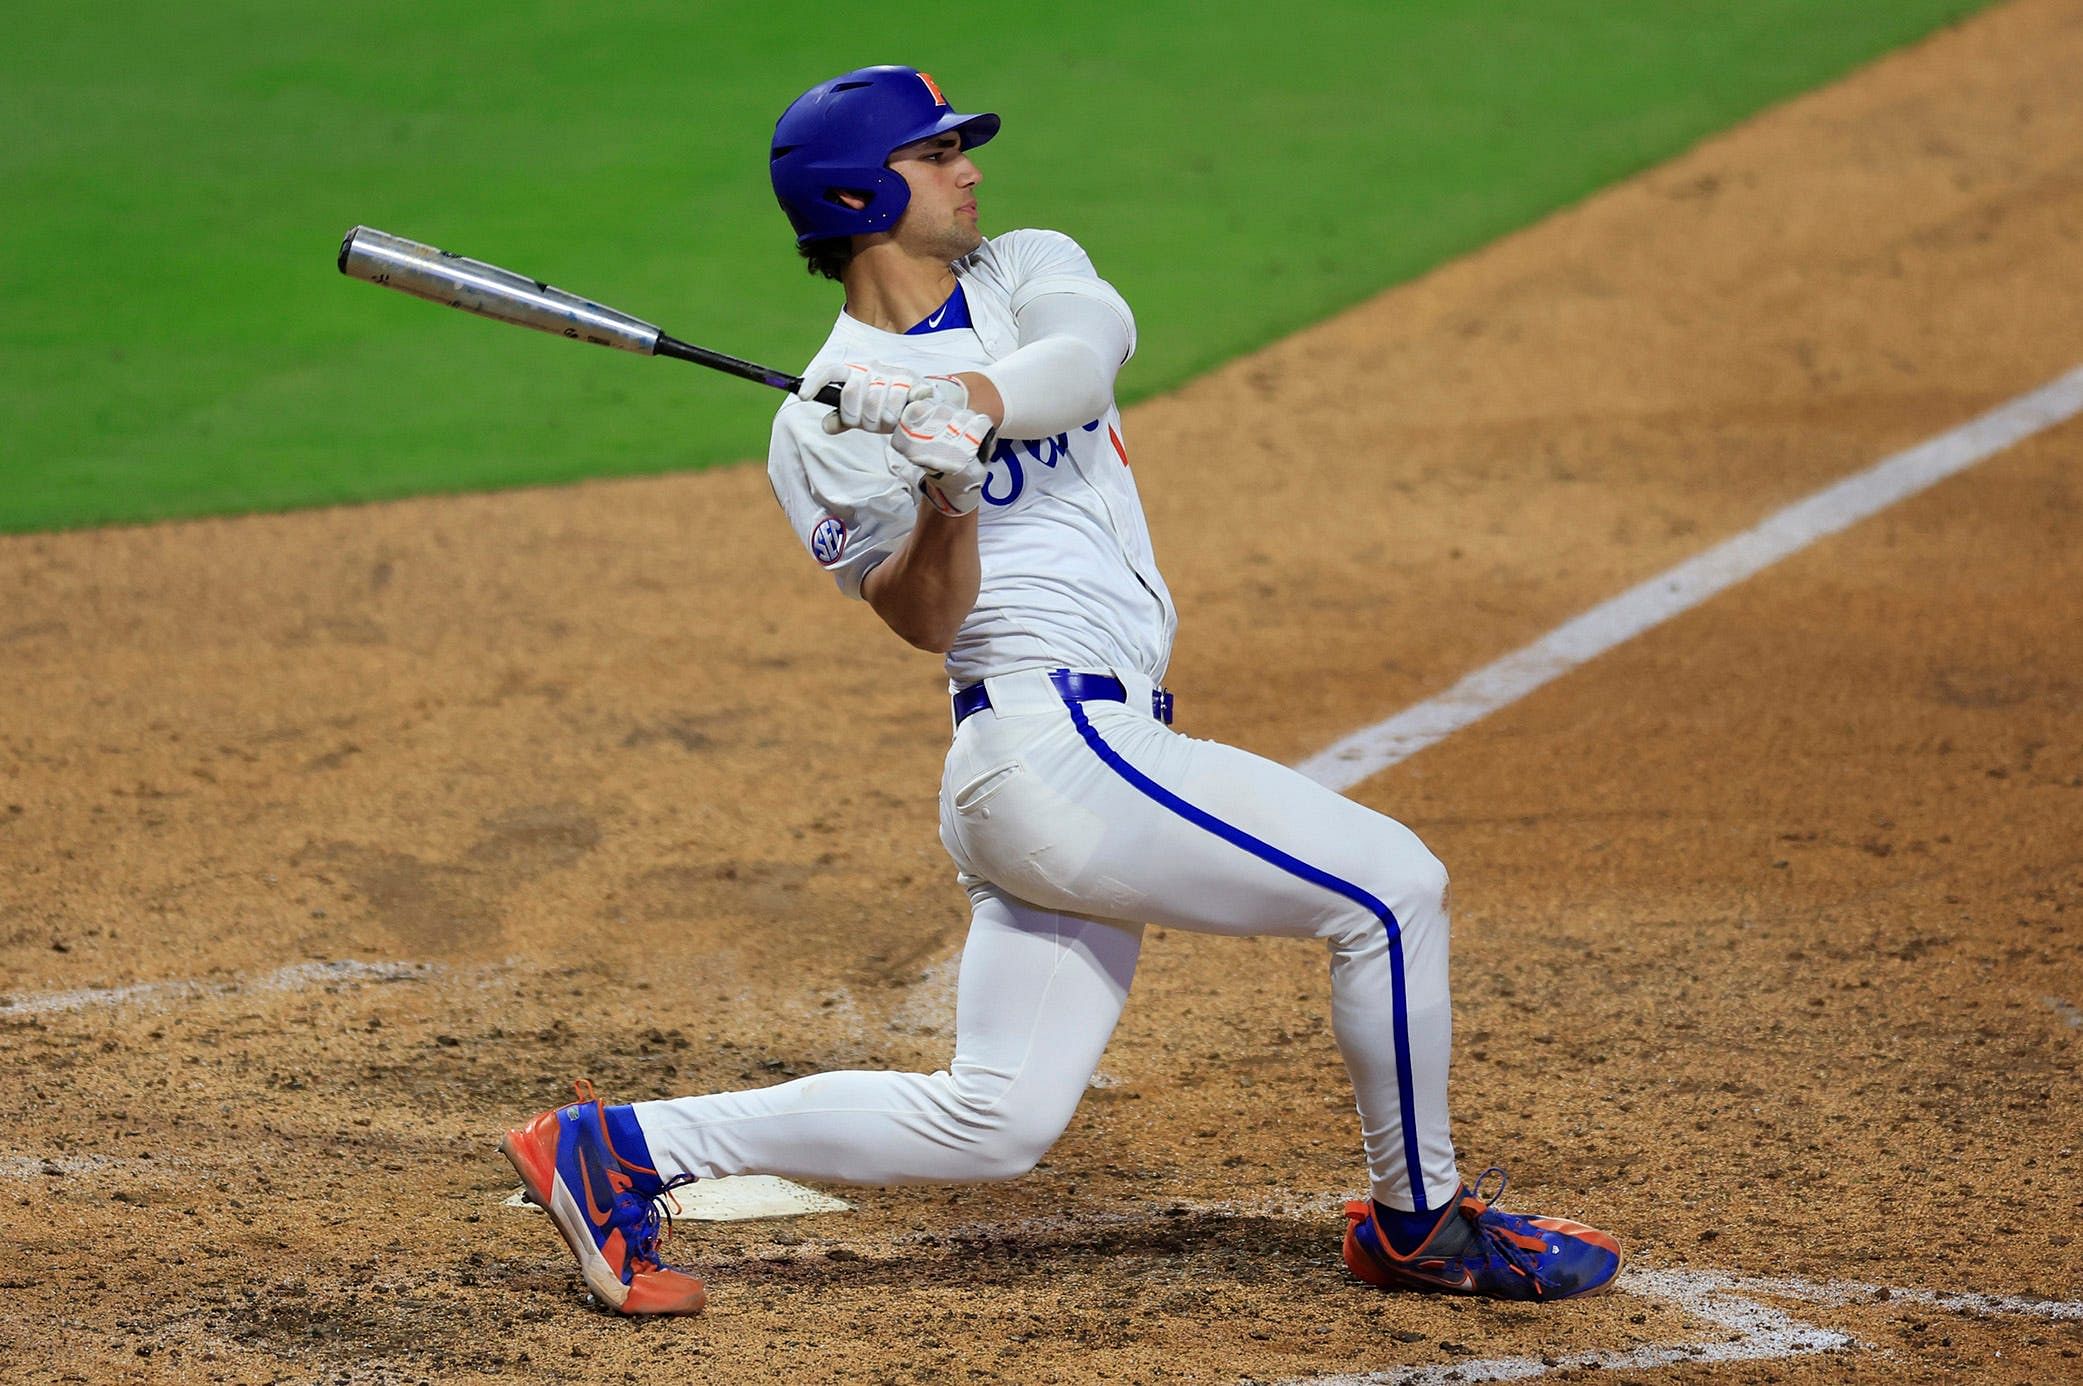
[798,164,910,235]
[848,166,914,233]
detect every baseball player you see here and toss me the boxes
[501,66,1622,1316]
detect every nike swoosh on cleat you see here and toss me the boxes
[1409,1260,1475,1291]
[578,1143,619,1227]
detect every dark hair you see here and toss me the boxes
[798,238,853,282]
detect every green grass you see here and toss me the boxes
[2,0,1990,532]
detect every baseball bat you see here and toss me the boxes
[336,226,843,406]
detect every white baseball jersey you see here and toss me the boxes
[767,229,1178,687]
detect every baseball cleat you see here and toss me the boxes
[499,1080,706,1315]
[1342,1167,1622,1301]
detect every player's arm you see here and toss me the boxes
[860,504,980,654]
[952,292,1130,436]
[952,230,1137,435]
[770,388,990,655]
[861,398,996,653]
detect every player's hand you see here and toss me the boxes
[890,399,992,516]
[800,359,968,435]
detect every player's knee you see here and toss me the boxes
[1371,825,1447,916]
[1408,846,1450,919]
[1326,839,1449,948]
[943,1065,1076,1181]
[970,1100,1074,1180]
[964,1122,1059,1181]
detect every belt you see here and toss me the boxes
[952,670,1175,728]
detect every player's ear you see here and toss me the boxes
[834,190,869,211]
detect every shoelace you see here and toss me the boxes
[572,1078,701,1272]
[624,1172,701,1271]
[1458,1166,1556,1296]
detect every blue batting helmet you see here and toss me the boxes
[770,66,1000,246]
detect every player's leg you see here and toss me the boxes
[621,884,1142,1185]
[499,880,1140,1313]
[942,694,1457,1215]
[943,689,1620,1299]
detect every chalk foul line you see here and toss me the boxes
[0,958,439,1018]
[15,371,2079,1018]
[1276,1263,2083,1386]
[1298,364,2083,790]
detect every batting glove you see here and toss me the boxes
[890,399,993,517]
[800,359,968,436]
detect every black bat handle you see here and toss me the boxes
[656,332,991,463]
[653,332,841,406]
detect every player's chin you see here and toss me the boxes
[948,220,984,255]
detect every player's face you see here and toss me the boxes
[888,133,983,261]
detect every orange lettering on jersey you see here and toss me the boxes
[917,72,947,106]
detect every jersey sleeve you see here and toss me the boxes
[767,400,918,600]
[978,229,1137,363]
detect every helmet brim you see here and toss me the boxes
[896,109,1000,154]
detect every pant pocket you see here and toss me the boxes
[946,758,1113,912]
[953,759,1027,816]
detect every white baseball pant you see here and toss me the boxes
[632,667,1461,1213]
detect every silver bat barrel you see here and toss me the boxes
[337,226,662,354]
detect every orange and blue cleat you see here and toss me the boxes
[500,1080,707,1315]
[1342,1167,1622,1301]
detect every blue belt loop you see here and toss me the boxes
[951,670,1174,728]
[950,681,994,725]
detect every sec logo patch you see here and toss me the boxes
[811,515,847,565]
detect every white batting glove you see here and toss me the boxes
[890,399,993,517]
[799,359,968,435]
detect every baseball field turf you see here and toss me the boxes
[2,0,1988,533]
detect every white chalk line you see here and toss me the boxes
[2042,995,2083,1028]
[9,369,2076,1023]
[908,1199,2079,1381]
[909,1200,2082,1340]
[1275,1265,2081,1386]
[1703,1270,2083,1322]
[1282,1269,1854,1386]
[1298,364,2083,790]
[0,1152,179,1180]
[0,957,439,1019]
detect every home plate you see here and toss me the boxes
[503,1175,852,1222]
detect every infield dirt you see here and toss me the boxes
[3,1,2080,1382]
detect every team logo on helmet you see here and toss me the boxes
[811,515,848,565]
[917,71,946,106]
